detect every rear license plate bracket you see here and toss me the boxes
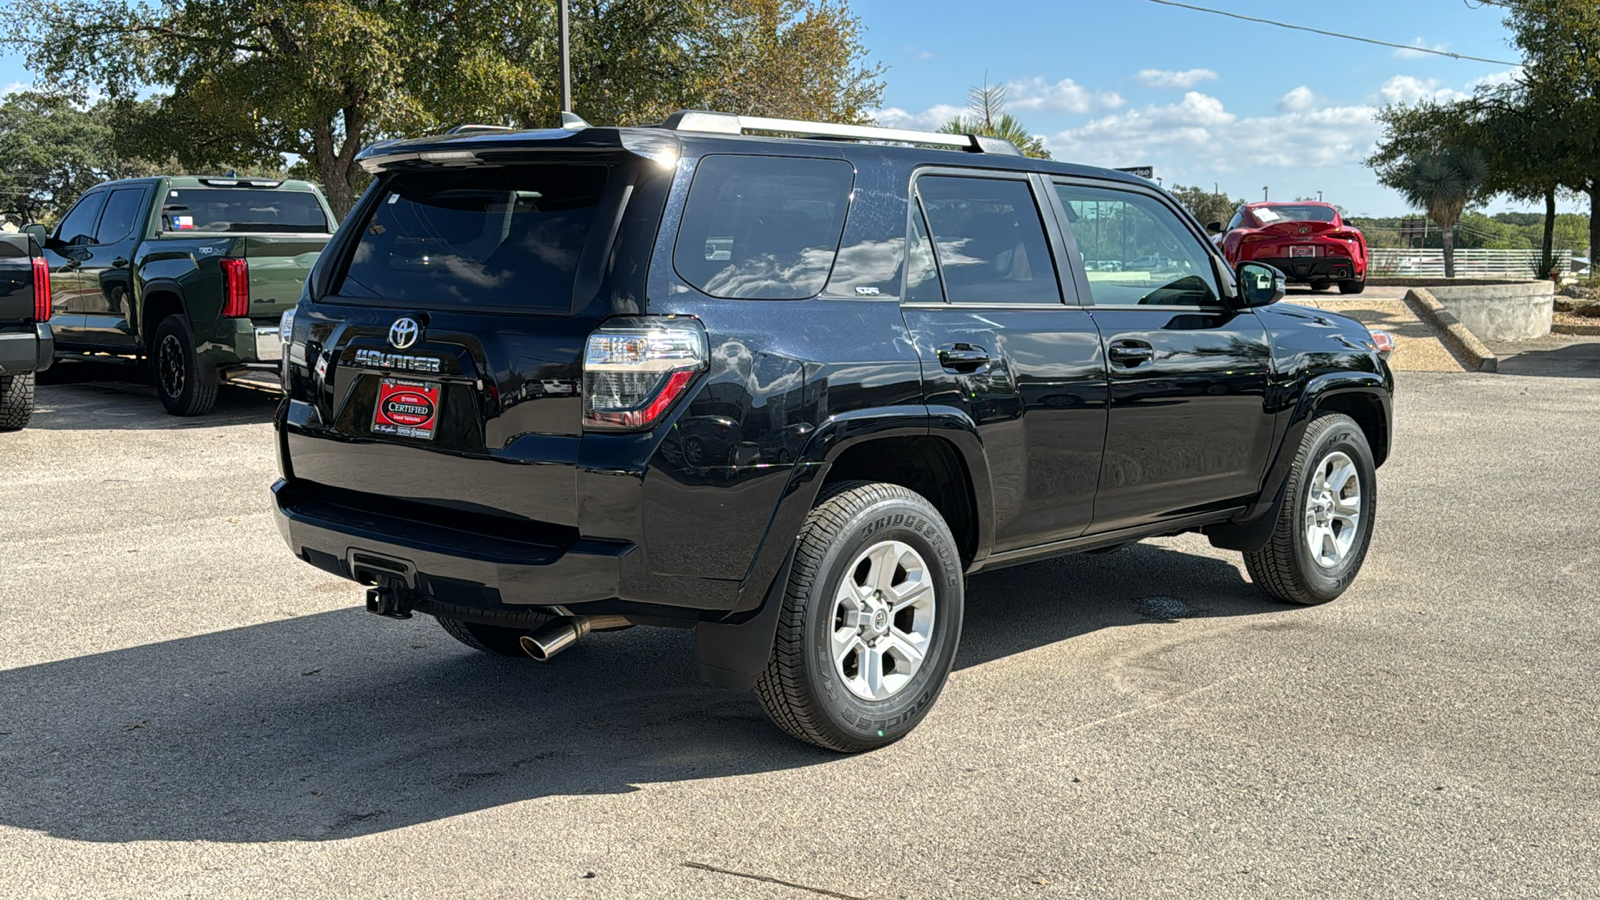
[1289,245,1316,258]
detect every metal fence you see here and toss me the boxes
[1368,249,1572,280]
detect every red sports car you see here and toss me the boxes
[1211,202,1368,294]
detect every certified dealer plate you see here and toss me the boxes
[1289,245,1316,257]
[373,378,442,440]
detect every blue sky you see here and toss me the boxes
[0,0,1544,216]
[858,0,1538,216]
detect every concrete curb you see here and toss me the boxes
[1404,289,1499,373]
[1553,321,1600,336]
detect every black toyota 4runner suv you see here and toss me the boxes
[273,112,1393,752]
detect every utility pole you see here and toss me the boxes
[559,0,572,113]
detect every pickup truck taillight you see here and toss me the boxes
[220,258,249,317]
[31,257,50,322]
[582,318,707,430]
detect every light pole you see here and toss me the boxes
[1318,190,1324,202]
[1263,187,1269,201]
[559,0,572,113]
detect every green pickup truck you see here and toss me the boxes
[24,177,336,415]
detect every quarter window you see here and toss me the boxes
[95,189,147,244]
[915,175,1060,305]
[673,155,855,300]
[1055,183,1222,308]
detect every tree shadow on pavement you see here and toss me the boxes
[29,359,278,429]
[0,544,1284,844]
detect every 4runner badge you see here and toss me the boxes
[388,317,421,349]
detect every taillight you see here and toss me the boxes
[582,318,707,430]
[31,257,50,322]
[220,258,249,317]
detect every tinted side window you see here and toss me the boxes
[1055,183,1221,308]
[673,155,854,300]
[1226,208,1245,231]
[56,193,107,245]
[96,189,147,244]
[916,175,1061,304]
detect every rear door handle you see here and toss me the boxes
[937,343,990,372]
[1108,340,1155,367]
[111,257,129,269]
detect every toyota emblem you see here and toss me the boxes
[388,317,421,349]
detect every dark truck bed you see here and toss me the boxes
[0,234,53,430]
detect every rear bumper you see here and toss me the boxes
[272,478,633,610]
[0,323,53,374]
[1255,257,1362,283]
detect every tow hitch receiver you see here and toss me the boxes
[365,584,413,619]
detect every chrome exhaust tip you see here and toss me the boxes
[518,615,631,661]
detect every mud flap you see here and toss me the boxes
[694,548,794,691]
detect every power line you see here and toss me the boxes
[1144,0,1522,66]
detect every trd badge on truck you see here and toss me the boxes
[372,377,441,440]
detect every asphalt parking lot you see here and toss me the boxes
[2,361,1597,899]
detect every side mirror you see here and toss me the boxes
[1236,262,1285,307]
[1206,221,1223,235]
[20,223,48,242]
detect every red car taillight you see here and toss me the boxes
[31,257,50,322]
[220,258,250,317]
[582,318,707,430]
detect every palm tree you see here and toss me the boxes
[1392,147,1489,278]
[939,81,1051,159]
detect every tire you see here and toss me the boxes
[1338,280,1366,295]
[0,372,35,430]
[436,614,552,657]
[754,481,965,752]
[1244,413,1377,605]
[152,314,218,416]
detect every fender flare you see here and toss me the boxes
[135,279,190,350]
[1207,371,1391,552]
[695,404,996,690]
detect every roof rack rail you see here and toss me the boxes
[446,124,516,135]
[658,110,1023,156]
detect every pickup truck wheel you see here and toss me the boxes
[436,615,551,657]
[1244,413,1376,605]
[152,314,218,416]
[0,372,35,430]
[1338,280,1366,295]
[754,481,964,752]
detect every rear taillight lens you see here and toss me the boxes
[582,318,707,430]
[221,258,249,317]
[279,307,299,391]
[31,257,50,322]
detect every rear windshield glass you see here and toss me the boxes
[673,155,854,300]
[1252,205,1337,225]
[335,165,611,309]
[162,188,330,233]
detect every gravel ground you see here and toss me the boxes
[1,363,1597,899]
[1285,286,1468,372]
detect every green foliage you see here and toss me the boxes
[0,91,167,224]
[938,82,1050,159]
[1350,211,1589,252]
[6,0,885,217]
[1167,184,1244,229]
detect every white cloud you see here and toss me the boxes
[1045,91,1379,175]
[870,104,966,132]
[1004,77,1124,113]
[2,82,27,97]
[1378,75,1470,106]
[1394,38,1450,60]
[1279,86,1316,113]
[1135,68,1219,90]
[1472,66,1524,90]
